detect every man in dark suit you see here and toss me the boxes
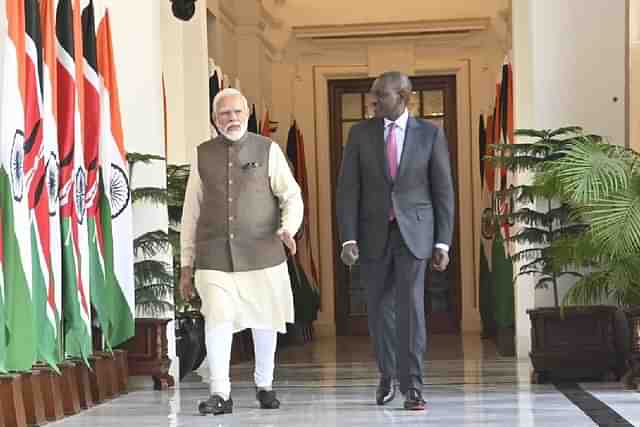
[336,71,455,411]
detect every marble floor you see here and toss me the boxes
[50,335,640,426]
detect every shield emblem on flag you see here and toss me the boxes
[75,168,86,224]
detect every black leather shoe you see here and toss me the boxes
[403,388,426,411]
[256,389,280,409]
[376,377,396,405]
[198,394,233,415]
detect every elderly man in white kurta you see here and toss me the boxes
[180,88,303,416]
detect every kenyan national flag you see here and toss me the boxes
[57,0,92,361]
[24,0,61,369]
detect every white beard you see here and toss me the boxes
[220,121,248,142]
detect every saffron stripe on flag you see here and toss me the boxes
[1,0,39,372]
[97,8,134,347]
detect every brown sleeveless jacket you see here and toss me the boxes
[194,133,285,272]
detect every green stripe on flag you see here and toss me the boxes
[61,217,92,362]
[100,187,133,347]
[109,276,134,347]
[0,292,6,373]
[0,168,37,372]
[492,232,515,329]
[0,257,6,373]
[0,190,6,373]
[31,225,60,370]
[88,216,110,348]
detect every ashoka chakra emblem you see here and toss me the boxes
[10,130,25,202]
[46,152,59,216]
[110,163,130,219]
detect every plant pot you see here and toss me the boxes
[115,318,174,390]
[621,306,640,388]
[528,305,627,383]
[175,311,206,380]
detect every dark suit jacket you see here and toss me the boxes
[336,116,455,260]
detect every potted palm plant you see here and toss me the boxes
[542,138,640,387]
[115,153,174,389]
[489,127,627,383]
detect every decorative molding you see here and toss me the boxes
[260,1,285,30]
[292,18,490,41]
[217,2,236,31]
[260,33,279,61]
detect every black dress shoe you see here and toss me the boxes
[403,388,426,411]
[376,377,396,405]
[198,394,233,415]
[256,389,280,409]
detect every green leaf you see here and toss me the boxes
[131,187,168,205]
[514,129,549,138]
[127,152,166,165]
[509,227,552,245]
[510,247,544,263]
[134,260,173,289]
[133,230,170,258]
[519,257,548,272]
[551,141,631,203]
[586,189,640,256]
[548,126,583,137]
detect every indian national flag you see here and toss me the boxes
[0,3,6,372]
[97,6,133,347]
[0,0,38,372]
[57,0,91,360]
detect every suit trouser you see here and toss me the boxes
[361,222,427,393]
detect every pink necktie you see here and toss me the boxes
[387,123,397,220]
[386,123,398,179]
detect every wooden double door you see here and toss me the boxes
[329,75,461,336]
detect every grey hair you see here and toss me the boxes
[212,88,249,115]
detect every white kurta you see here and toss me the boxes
[181,139,303,333]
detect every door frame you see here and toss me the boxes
[307,61,478,337]
[329,75,461,335]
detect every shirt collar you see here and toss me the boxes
[384,109,409,130]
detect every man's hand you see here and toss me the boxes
[179,266,195,301]
[340,242,359,266]
[279,229,297,256]
[431,248,450,272]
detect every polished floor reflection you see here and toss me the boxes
[50,335,640,426]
